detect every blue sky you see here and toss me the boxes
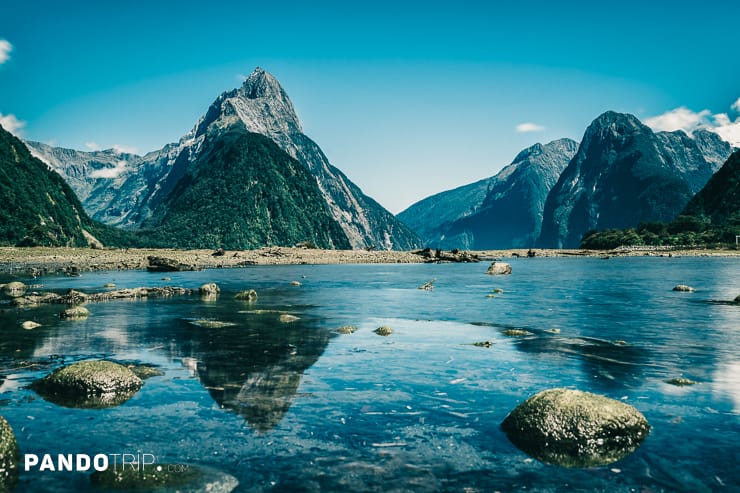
[1,0,739,213]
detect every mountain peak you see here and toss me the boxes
[240,67,286,100]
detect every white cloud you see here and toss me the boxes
[0,113,25,135]
[645,100,740,147]
[112,144,138,155]
[85,142,102,151]
[90,160,129,179]
[515,122,545,133]
[732,97,740,113]
[644,107,711,133]
[0,40,12,65]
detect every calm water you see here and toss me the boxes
[0,257,738,492]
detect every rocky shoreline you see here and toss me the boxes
[0,246,737,277]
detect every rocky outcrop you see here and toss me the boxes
[146,256,198,272]
[32,360,143,409]
[673,285,695,292]
[413,248,480,263]
[501,388,650,467]
[199,283,220,295]
[235,290,257,301]
[60,306,90,319]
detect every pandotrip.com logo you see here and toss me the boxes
[23,453,187,473]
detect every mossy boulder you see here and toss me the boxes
[90,464,238,492]
[60,306,90,319]
[0,416,19,491]
[32,360,142,409]
[374,326,393,336]
[2,282,26,298]
[501,388,650,468]
[234,289,257,301]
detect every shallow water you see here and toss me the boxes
[0,257,738,492]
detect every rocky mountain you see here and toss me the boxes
[398,139,577,249]
[683,149,740,226]
[30,68,421,250]
[0,124,114,247]
[142,123,351,249]
[538,111,732,248]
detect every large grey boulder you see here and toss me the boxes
[501,388,650,467]
[486,261,512,275]
[32,360,142,409]
[1,282,26,298]
[0,416,18,491]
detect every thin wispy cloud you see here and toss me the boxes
[90,160,129,179]
[645,99,740,147]
[516,122,545,133]
[85,142,102,151]
[0,113,25,135]
[0,39,12,65]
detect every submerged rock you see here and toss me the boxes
[1,282,26,298]
[418,279,435,291]
[502,329,533,337]
[673,285,695,292]
[0,415,19,491]
[665,377,697,386]
[90,464,238,492]
[501,388,650,468]
[20,320,41,330]
[486,262,512,275]
[374,326,393,336]
[60,306,90,319]
[335,325,358,334]
[32,360,142,409]
[188,319,237,329]
[199,283,220,295]
[235,289,258,301]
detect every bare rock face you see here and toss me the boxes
[501,388,650,467]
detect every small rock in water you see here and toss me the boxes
[103,283,116,288]
[733,294,740,304]
[374,326,393,336]
[486,261,512,275]
[472,340,493,348]
[21,321,41,330]
[189,319,237,329]
[544,328,561,334]
[60,306,90,319]
[234,289,258,301]
[279,314,300,323]
[673,284,695,292]
[502,329,532,337]
[665,377,698,386]
[418,279,435,291]
[493,288,504,294]
[2,281,27,298]
[335,325,358,334]
[199,283,220,295]
[290,281,302,286]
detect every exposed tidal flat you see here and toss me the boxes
[0,245,739,277]
[0,257,738,491]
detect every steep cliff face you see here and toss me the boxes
[683,149,740,226]
[33,68,420,250]
[398,139,577,249]
[537,112,732,248]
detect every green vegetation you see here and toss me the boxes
[581,150,740,250]
[140,124,351,250]
[0,125,140,248]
